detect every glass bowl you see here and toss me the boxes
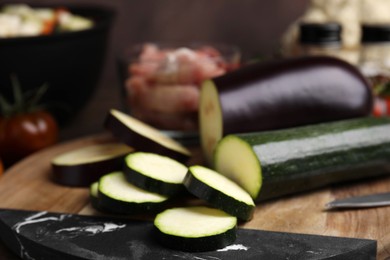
[117,42,241,141]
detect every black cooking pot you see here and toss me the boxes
[0,4,115,125]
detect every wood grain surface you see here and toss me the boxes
[0,133,390,259]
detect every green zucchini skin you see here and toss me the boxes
[215,117,390,202]
[89,182,116,213]
[124,167,186,197]
[154,226,236,252]
[184,167,255,221]
[153,206,237,252]
[97,172,169,215]
[123,152,188,197]
[98,190,167,215]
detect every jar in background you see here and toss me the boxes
[299,23,342,55]
[298,22,359,65]
[359,24,390,84]
[359,24,390,116]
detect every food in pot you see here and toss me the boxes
[0,4,93,38]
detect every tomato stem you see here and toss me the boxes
[10,74,24,112]
[0,95,12,117]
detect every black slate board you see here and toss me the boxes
[0,209,376,260]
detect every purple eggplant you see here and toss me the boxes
[52,143,134,187]
[200,56,373,163]
[104,109,191,162]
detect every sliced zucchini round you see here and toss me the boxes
[124,152,188,196]
[89,181,101,211]
[199,80,223,165]
[98,172,169,215]
[104,109,191,162]
[52,142,134,187]
[154,206,237,252]
[214,135,262,200]
[184,165,255,221]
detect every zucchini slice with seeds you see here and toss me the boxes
[184,165,255,221]
[104,109,191,162]
[98,172,169,215]
[52,143,133,186]
[124,152,188,196]
[214,116,390,202]
[154,206,237,252]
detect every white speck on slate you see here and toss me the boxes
[217,244,249,252]
[56,223,126,235]
[12,211,69,260]
[193,257,208,260]
[13,211,69,233]
[306,250,321,255]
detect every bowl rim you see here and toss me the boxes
[0,2,116,44]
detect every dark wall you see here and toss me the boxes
[7,0,309,57]
[111,0,309,58]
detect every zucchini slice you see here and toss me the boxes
[89,181,101,211]
[184,165,255,221]
[154,206,237,252]
[214,117,390,202]
[124,152,188,196]
[52,143,134,186]
[199,80,223,164]
[98,172,169,215]
[104,109,191,162]
[200,56,373,164]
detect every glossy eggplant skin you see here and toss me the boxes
[104,110,191,163]
[213,56,373,134]
[52,155,126,187]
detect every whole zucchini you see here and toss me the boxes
[200,56,373,163]
[214,117,390,202]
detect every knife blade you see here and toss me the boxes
[0,208,377,260]
[326,192,390,210]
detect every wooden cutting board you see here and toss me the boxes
[0,133,390,259]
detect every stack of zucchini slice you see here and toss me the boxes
[85,109,255,252]
[90,151,254,252]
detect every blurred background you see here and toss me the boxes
[2,0,390,168]
[0,0,310,140]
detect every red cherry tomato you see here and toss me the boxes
[0,110,58,165]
